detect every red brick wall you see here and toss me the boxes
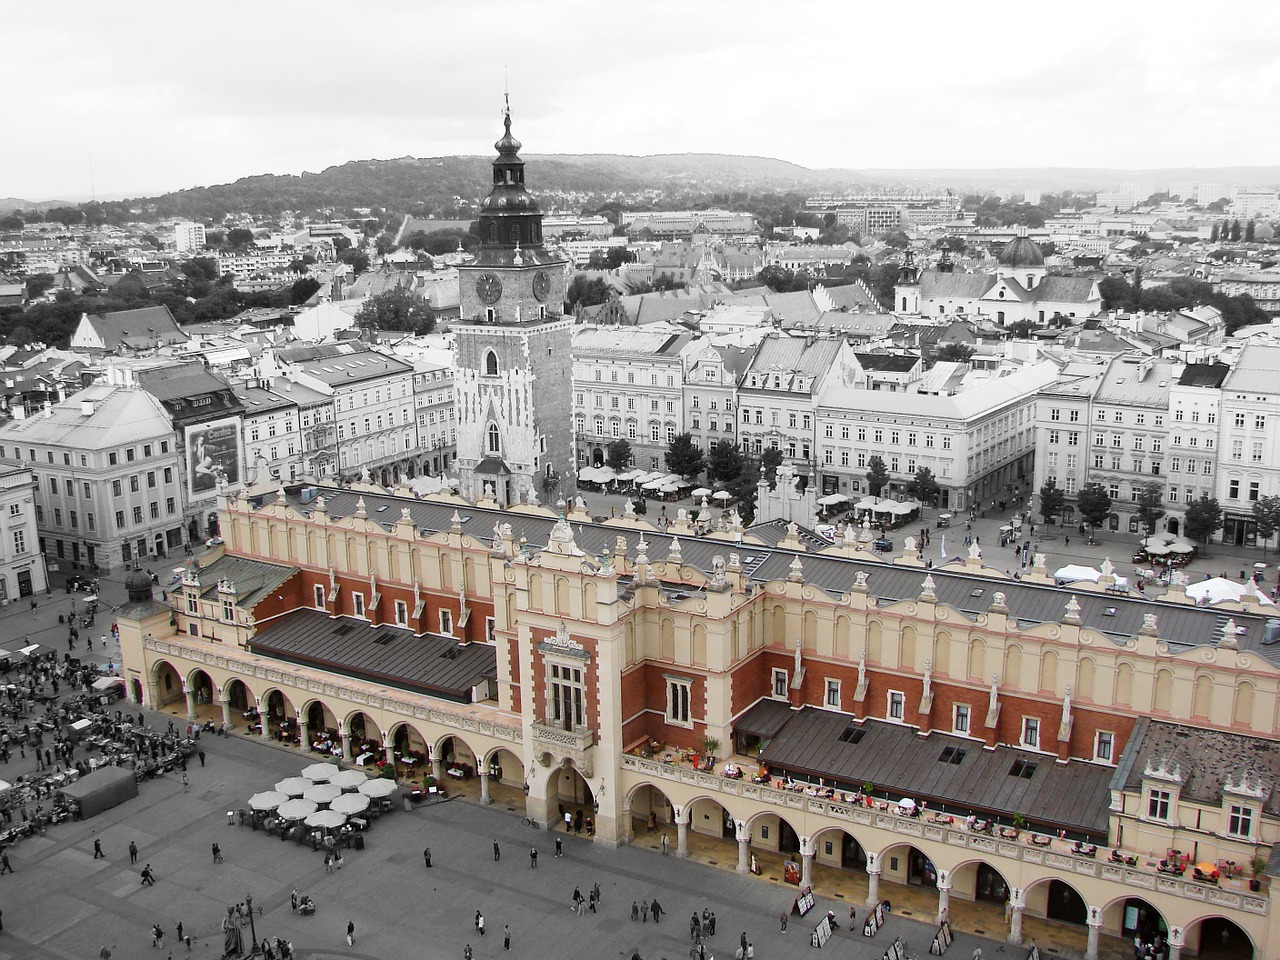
[529,626,599,734]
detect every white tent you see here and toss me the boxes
[304,809,347,830]
[1184,577,1275,607]
[889,500,919,515]
[817,494,848,507]
[854,497,879,511]
[1054,564,1101,583]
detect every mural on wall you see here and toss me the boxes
[186,417,243,500]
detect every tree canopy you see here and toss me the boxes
[1253,496,1280,555]
[707,440,746,484]
[664,433,705,479]
[1076,484,1112,532]
[566,276,611,310]
[1038,480,1065,523]
[907,467,940,507]
[354,288,435,334]
[605,439,633,474]
[865,455,889,497]
[1134,481,1166,538]
[1182,494,1222,546]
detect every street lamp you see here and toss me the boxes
[245,892,260,956]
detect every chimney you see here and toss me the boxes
[80,400,95,416]
[12,406,25,421]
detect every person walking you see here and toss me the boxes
[593,882,601,906]
[464,946,473,960]
[555,837,563,858]
[129,841,138,864]
[198,750,206,767]
[212,842,223,863]
[176,921,184,943]
[140,863,154,885]
[424,847,433,868]
[589,888,597,913]
[529,847,537,869]
[641,898,650,922]
[0,852,10,875]
[651,899,663,924]
[661,834,669,855]
[93,838,104,859]
[290,890,298,912]
[151,924,164,948]
[181,773,189,793]
[504,924,510,950]
[493,840,501,862]
[478,913,486,937]
[346,920,355,946]
[709,912,716,936]
[475,911,482,931]
[632,901,640,921]
[779,910,788,932]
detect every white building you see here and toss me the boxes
[819,361,1057,511]
[572,327,691,472]
[233,380,305,489]
[1219,344,1280,546]
[680,338,755,457]
[412,355,456,478]
[0,467,45,602]
[173,222,207,254]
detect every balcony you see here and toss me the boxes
[532,722,596,777]
[618,754,1270,916]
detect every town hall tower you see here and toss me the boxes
[454,101,573,506]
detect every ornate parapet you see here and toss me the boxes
[531,721,596,777]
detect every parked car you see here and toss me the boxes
[937,513,952,528]
[873,537,893,552]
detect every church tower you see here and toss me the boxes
[454,100,573,506]
[893,249,921,314]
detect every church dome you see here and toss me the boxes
[998,235,1044,268]
[124,566,153,603]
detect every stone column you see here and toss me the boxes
[936,872,952,925]
[1085,908,1102,960]
[1167,926,1184,960]
[184,686,197,723]
[479,771,492,805]
[735,821,751,874]
[675,806,690,859]
[1007,889,1025,945]
[620,798,634,844]
[799,836,815,891]
[866,854,882,906]
[299,718,312,755]
[220,694,233,731]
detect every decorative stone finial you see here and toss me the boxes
[1140,612,1159,636]
[788,556,804,582]
[967,540,981,562]
[355,496,367,518]
[450,510,462,533]
[667,537,682,564]
[1221,617,1239,648]
[711,555,727,588]
[991,591,1008,610]
[920,573,937,600]
[1064,594,1082,622]
[854,570,869,591]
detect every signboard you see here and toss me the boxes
[793,888,815,917]
[784,860,801,885]
[883,937,906,960]
[185,417,243,501]
[810,915,831,948]
[930,921,953,955]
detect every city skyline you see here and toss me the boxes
[5,0,1279,201]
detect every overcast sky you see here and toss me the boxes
[6,0,1278,201]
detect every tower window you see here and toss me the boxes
[485,350,499,376]
[487,423,501,455]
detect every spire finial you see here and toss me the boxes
[503,74,511,129]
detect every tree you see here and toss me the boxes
[1252,496,1280,556]
[289,277,321,305]
[1231,220,1242,242]
[25,275,54,300]
[1076,483,1112,538]
[882,230,911,249]
[182,257,220,282]
[339,249,370,274]
[1007,319,1034,339]
[1183,494,1222,547]
[707,440,745,484]
[354,287,435,334]
[1246,220,1257,242]
[1210,222,1220,242]
[565,276,611,310]
[1134,480,1166,538]
[225,228,254,249]
[664,433,705,480]
[375,233,398,256]
[935,343,974,362]
[1038,479,1065,524]
[760,447,784,489]
[605,439,633,473]
[865,455,889,497]
[604,247,635,270]
[907,467,940,508]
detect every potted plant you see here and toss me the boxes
[1012,812,1027,832]
[702,735,720,758]
[1251,855,1267,891]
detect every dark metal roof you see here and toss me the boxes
[250,608,495,703]
[277,486,1277,663]
[758,708,1113,836]
[192,554,298,608]
[734,698,796,739]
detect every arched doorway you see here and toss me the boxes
[225,677,252,713]
[389,722,428,784]
[305,701,340,755]
[346,711,383,765]
[1026,877,1088,927]
[262,689,297,744]
[591,447,604,467]
[882,843,938,889]
[813,827,868,872]
[188,668,215,709]
[1167,517,1180,536]
[628,783,677,840]
[1103,897,1166,944]
[974,863,1009,904]
[543,761,595,834]
[485,747,524,796]
[1186,916,1255,959]
[747,811,801,856]
[152,661,184,709]
[688,796,737,840]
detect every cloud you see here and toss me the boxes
[5,0,1280,198]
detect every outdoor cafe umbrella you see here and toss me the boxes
[897,797,917,811]
[358,778,399,799]
[330,792,370,816]
[329,769,367,791]
[302,762,336,782]
[691,488,712,498]
[274,777,311,797]
[1144,544,1171,556]
[712,490,733,501]
[816,493,848,507]
[276,798,318,821]
[1168,541,1196,553]
[249,791,288,812]
[303,783,342,806]
[304,809,347,830]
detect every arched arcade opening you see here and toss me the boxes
[541,761,595,834]
[151,661,184,710]
[1185,915,1255,959]
[261,689,298,744]
[346,711,383,766]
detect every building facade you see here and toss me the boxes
[412,357,457,478]
[117,482,1280,960]
[0,466,45,601]
[1219,345,1280,547]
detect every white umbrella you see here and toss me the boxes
[642,479,664,490]
[1168,541,1195,553]
[303,783,342,805]
[712,490,733,501]
[304,809,347,830]
[890,501,917,515]
[329,769,367,791]
[897,797,917,811]
[1144,543,1171,556]
[1054,564,1101,583]
[691,487,712,498]
[659,484,679,494]
[277,798,318,820]
[330,792,370,815]
[816,493,848,507]
[302,762,336,782]
[358,778,399,799]
[1139,536,1165,548]
[275,777,311,797]
[855,496,879,511]
[249,791,287,811]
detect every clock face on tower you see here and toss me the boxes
[476,273,503,304]
[532,270,551,302]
